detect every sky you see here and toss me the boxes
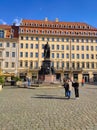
[0,0,97,27]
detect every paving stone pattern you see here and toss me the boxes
[0,84,97,130]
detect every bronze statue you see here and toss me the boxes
[44,42,50,59]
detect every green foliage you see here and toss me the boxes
[0,76,5,85]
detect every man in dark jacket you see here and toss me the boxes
[72,79,79,99]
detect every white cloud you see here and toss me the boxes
[13,18,22,26]
[0,19,7,25]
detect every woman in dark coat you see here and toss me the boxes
[72,79,79,99]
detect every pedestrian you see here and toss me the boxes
[81,78,85,86]
[68,79,73,99]
[63,79,69,98]
[72,79,79,99]
[24,77,28,88]
[28,77,31,87]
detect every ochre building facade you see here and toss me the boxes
[1,18,97,83]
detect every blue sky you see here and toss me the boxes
[0,0,97,27]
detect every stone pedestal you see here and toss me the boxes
[38,59,56,83]
[39,74,56,83]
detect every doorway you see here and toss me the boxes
[83,74,89,83]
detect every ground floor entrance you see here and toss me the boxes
[83,74,89,83]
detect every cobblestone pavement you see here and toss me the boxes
[0,84,97,130]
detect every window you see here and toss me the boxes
[91,62,94,68]
[66,45,69,50]
[66,53,69,58]
[62,62,64,68]
[72,39,74,42]
[36,44,38,49]
[21,36,23,40]
[91,54,94,59]
[72,45,74,50]
[61,45,64,50]
[20,43,23,48]
[86,54,89,59]
[62,38,64,42]
[62,53,64,58]
[81,39,84,42]
[82,62,85,68]
[6,43,10,47]
[86,46,89,51]
[72,62,75,68]
[77,39,79,42]
[35,53,38,58]
[72,54,75,59]
[30,61,33,68]
[47,38,49,41]
[36,37,38,41]
[30,44,33,49]
[66,62,69,69]
[52,38,54,41]
[77,54,80,59]
[57,53,59,58]
[35,61,38,68]
[91,46,94,51]
[77,62,80,69]
[26,36,28,40]
[57,38,59,41]
[20,52,23,57]
[12,43,16,47]
[76,46,79,50]
[20,61,23,67]
[86,39,88,43]
[25,61,28,67]
[52,53,54,58]
[42,37,44,41]
[26,43,28,48]
[96,54,97,59]
[12,52,15,57]
[30,52,33,57]
[0,30,4,38]
[12,62,15,68]
[81,46,84,51]
[82,54,84,59]
[6,52,9,57]
[5,62,8,68]
[66,38,69,42]
[31,37,33,40]
[57,45,59,50]
[52,45,54,50]
[86,62,89,68]
[25,52,28,57]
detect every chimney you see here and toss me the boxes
[55,18,59,22]
[45,17,48,21]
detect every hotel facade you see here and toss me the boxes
[0,18,97,83]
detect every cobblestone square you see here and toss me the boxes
[0,84,97,130]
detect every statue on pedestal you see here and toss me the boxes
[44,42,50,59]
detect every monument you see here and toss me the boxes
[38,42,56,83]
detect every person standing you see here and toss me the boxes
[68,79,73,99]
[63,79,69,98]
[72,79,79,99]
[81,78,85,86]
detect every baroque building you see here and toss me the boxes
[1,18,97,83]
[0,24,18,76]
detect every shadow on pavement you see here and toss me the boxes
[31,94,75,100]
